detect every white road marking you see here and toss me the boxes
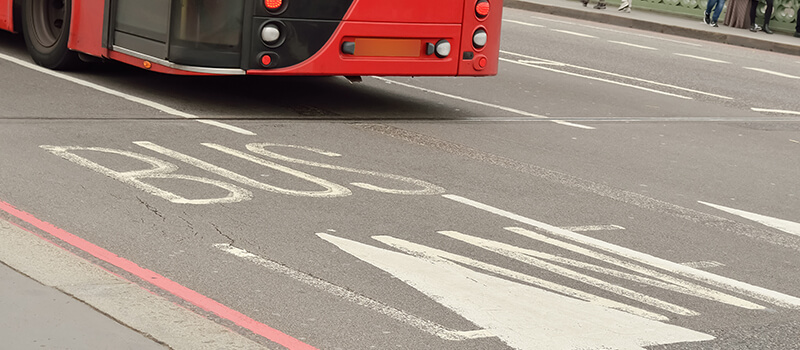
[699,201,800,237]
[682,261,726,269]
[561,224,625,232]
[551,29,597,38]
[320,233,715,350]
[213,244,493,341]
[0,52,256,136]
[372,77,595,130]
[438,230,700,317]
[791,139,799,144]
[443,194,800,309]
[526,15,703,47]
[608,41,658,50]
[374,235,670,321]
[501,57,693,100]
[751,108,800,116]
[135,142,352,198]
[502,19,545,28]
[40,145,253,204]
[743,67,800,79]
[502,50,733,100]
[673,53,731,64]
[242,143,446,195]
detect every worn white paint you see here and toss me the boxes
[699,201,800,237]
[444,194,800,309]
[372,77,595,130]
[135,142,352,198]
[502,50,733,100]
[608,41,658,50]
[743,68,799,79]
[40,145,252,204]
[682,261,726,269]
[502,19,545,28]
[320,233,715,350]
[439,230,700,316]
[551,29,597,38]
[560,224,625,232]
[751,108,800,116]
[0,53,255,136]
[673,53,730,64]
[242,143,446,196]
[214,243,492,341]
[373,235,669,321]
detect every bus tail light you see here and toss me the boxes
[264,0,282,10]
[476,0,490,18]
[473,29,487,49]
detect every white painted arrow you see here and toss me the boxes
[319,233,714,350]
[699,201,800,237]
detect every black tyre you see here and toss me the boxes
[22,0,81,69]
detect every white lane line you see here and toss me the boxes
[501,57,693,100]
[551,29,597,38]
[502,50,733,100]
[699,201,800,237]
[323,233,715,350]
[372,77,595,130]
[526,15,703,47]
[503,19,546,28]
[743,67,800,79]
[443,194,800,309]
[213,243,493,341]
[561,224,625,232]
[751,108,800,116]
[682,261,726,269]
[0,52,256,136]
[608,41,658,50]
[791,139,799,144]
[372,234,668,321]
[673,53,731,64]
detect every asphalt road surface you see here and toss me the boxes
[2,7,800,350]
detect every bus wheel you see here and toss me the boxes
[22,0,81,69]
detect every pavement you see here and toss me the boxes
[1,2,799,350]
[507,0,800,56]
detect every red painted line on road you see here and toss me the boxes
[0,200,317,350]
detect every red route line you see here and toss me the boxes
[0,199,318,350]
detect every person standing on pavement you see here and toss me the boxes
[704,0,726,27]
[796,6,800,37]
[749,0,774,34]
[618,0,632,13]
[581,0,607,10]
[724,0,753,29]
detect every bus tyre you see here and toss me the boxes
[22,0,81,70]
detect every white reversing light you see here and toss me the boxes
[473,29,487,48]
[261,24,281,44]
[435,40,451,58]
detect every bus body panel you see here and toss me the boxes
[247,22,462,76]
[344,0,465,24]
[69,0,107,58]
[0,0,12,32]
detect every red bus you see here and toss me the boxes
[0,0,502,76]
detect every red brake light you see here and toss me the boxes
[265,0,282,10]
[476,0,490,18]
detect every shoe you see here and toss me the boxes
[703,12,710,25]
[710,21,718,27]
[795,32,800,38]
[750,24,760,32]
[619,4,630,11]
[581,0,588,6]
[594,3,606,9]
[762,24,773,34]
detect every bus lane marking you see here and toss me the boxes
[607,41,658,51]
[743,67,800,79]
[699,201,800,237]
[673,53,731,64]
[0,200,316,350]
[0,52,255,136]
[550,29,597,38]
[319,232,715,350]
[213,244,494,341]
